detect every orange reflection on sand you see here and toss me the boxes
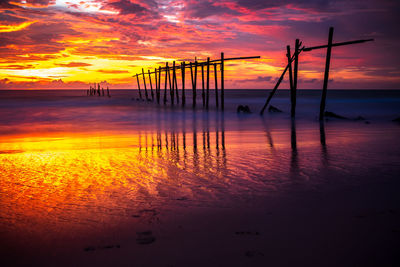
[0,131,229,236]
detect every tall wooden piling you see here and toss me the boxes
[107,86,110,97]
[154,68,158,104]
[181,62,186,107]
[164,63,168,104]
[136,74,142,99]
[190,62,197,108]
[148,70,154,101]
[320,27,334,120]
[158,66,161,104]
[220,52,224,110]
[214,63,218,108]
[142,68,149,101]
[201,64,205,107]
[168,63,174,106]
[292,39,300,117]
[286,45,294,93]
[206,57,210,109]
[173,61,179,104]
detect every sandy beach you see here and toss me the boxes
[0,89,399,266]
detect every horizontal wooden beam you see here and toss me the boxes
[132,55,260,77]
[303,39,374,52]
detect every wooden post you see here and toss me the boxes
[148,70,154,101]
[286,45,294,94]
[214,63,218,108]
[168,63,174,106]
[320,27,334,120]
[107,86,110,97]
[220,52,224,110]
[142,68,149,101]
[158,66,161,104]
[173,61,179,104]
[181,62,186,107]
[201,63,205,107]
[164,63,168,104]
[292,39,300,117]
[206,57,210,109]
[136,75,142,100]
[260,62,291,115]
[190,61,197,108]
[154,68,158,104]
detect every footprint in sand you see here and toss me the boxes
[245,250,264,258]
[235,231,260,236]
[136,231,156,245]
[83,244,120,252]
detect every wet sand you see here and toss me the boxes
[0,90,399,266]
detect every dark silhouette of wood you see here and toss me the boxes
[286,45,294,98]
[221,52,224,110]
[97,84,101,96]
[107,86,110,97]
[102,87,105,96]
[214,63,218,108]
[154,68,158,104]
[158,66,161,104]
[206,57,210,109]
[148,70,154,101]
[173,61,179,104]
[292,39,300,117]
[181,62,186,107]
[168,63,174,106]
[320,27,334,120]
[303,39,374,51]
[190,62,197,108]
[201,64,205,107]
[260,48,303,115]
[142,68,149,101]
[260,58,293,115]
[164,63,168,104]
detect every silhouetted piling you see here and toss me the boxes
[190,61,198,108]
[286,45,294,98]
[181,62,186,107]
[142,68,149,101]
[158,66,161,104]
[320,27,334,120]
[107,86,110,97]
[201,64,205,107]
[148,70,154,101]
[136,75,142,100]
[168,63,174,106]
[102,87,105,96]
[173,61,179,104]
[220,52,224,110]
[154,68,158,103]
[214,63,218,108]
[97,84,101,96]
[164,63,168,104]
[206,57,210,109]
[292,39,300,117]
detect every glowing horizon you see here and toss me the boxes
[1,0,399,89]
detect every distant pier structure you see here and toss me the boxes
[133,53,261,110]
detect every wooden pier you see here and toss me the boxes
[133,53,260,110]
[260,27,374,118]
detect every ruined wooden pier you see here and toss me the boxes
[133,53,260,110]
[260,27,374,119]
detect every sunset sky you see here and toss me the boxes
[0,0,399,89]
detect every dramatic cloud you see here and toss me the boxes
[0,0,399,89]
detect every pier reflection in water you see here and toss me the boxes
[1,110,396,246]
